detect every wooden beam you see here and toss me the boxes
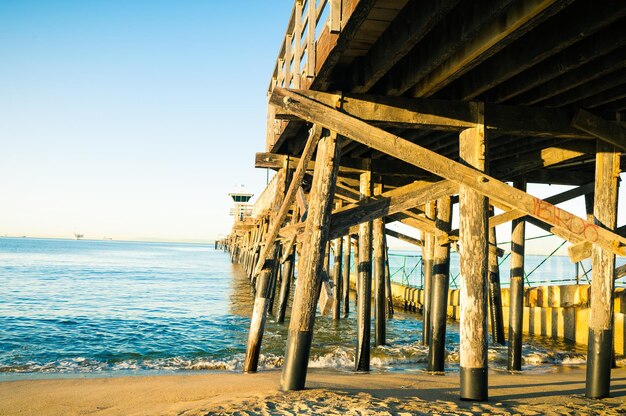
[408,0,566,97]
[616,264,626,280]
[347,0,459,93]
[253,126,321,279]
[279,180,457,242]
[490,181,594,228]
[569,225,626,263]
[282,89,593,139]
[310,0,378,90]
[270,87,626,257]
[329,180,458,240]
[490,141,595,180]
[256,151,431,177]
[455,1,626,100]
[384,228,423,247]
[572,110,626,151]
[484,23,626,103]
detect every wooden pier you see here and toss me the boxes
[225,0,626,401]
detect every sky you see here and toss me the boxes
[0,0,291,242]
[0,0,624,249]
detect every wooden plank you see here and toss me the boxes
[306,0,316,78]
[490,181,594,228]
[410,0,565,97]
[348,0,459,93]
[253,126,322,279]
[269,87,626,257]
[378,0,517,96]
[517,47,626,105]
[456,1,626,100]
[490,141,594,180]
[329,0,342,33]
[572,110,626,151]
[485,23,626,103]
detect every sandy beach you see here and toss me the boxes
[1,366,625,415]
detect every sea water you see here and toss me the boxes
[0,237,595,380]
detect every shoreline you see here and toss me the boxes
[1,365,625,415]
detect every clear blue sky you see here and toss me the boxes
[1,0,291,242]
[1,1,624,249]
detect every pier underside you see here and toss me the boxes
[227,0,626,401]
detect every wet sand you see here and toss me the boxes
[1,366,625,415]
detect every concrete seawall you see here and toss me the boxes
[387,281,625,356]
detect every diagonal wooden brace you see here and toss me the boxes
[269,87,626,257]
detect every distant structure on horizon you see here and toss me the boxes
[228,185,253,221]
[74,233,84,240]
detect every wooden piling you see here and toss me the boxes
[488,213,505,345]
[332,203,343,320]
[428,196,452,372]
[280,131,341,391]
[342,235,351,318]
[422,202,436,345]
[373,183,386,346]
[243,241,280,373]
[355,172,372,372]
[458,114,489,401]
[267,243,281,314]
[507,180,526,371]
[276,243,295,323]
[383,232,394,318]
[585,141,620,399]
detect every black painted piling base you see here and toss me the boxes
[585,329,613,399]
[460,367,488,401]
[280,330,313,391]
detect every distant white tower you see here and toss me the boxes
[229,184,254,221]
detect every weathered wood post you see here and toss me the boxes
[342,235,351,318]
[332,204,343,320]
[488,213,505,345]
[280,131,341,391]
[354,238,360,297]
[422,202,436,345]
[243,242,280,372]
[267,242,282,314]
[276,242,295,323]
[428,196,452,372]
[383,232,394,318]
[458,105,489,401]
[507,180,526,371]
[355,172,372,372]
[373,183,386,346]
[585,141,620,399]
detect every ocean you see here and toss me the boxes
[0,237,603,381]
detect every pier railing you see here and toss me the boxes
[268,0,341,94]
[384,234,626,290]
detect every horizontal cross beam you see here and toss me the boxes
[277,89,594,139]
[270,87,626,257]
